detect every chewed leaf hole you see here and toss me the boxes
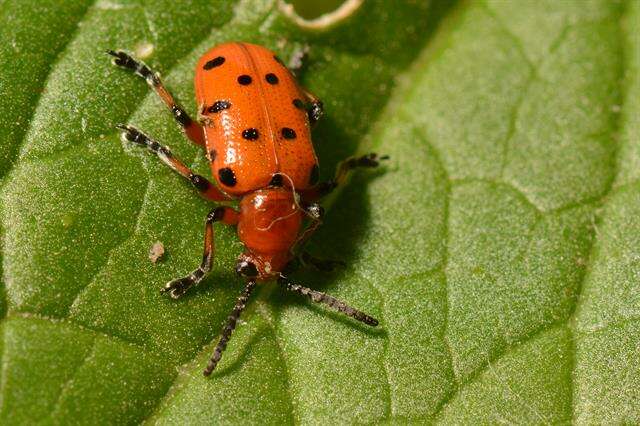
[281,0,362,29]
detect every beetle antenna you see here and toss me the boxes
[203,280,257,376]
[277,275,378,326]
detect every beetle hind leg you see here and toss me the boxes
[280,46,324,126]
[108,50,205,146]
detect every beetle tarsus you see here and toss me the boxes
[161,277,195,299]
[108,48,205,146]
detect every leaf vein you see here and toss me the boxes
[66,178,151,317]
[255,300,297,425]
[431,6,613,418]
[567,4,629,421]
[0,0,97,328]
[0,0,96,186]
[47,337,98,420]
[434,322,568,419]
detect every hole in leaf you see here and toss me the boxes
[287,0,347,19]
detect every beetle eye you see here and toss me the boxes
[235,261,259,278]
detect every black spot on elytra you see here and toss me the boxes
[242,128,259,140]
[293,98,304,109]
[281,127,296,139]
[203,56,225,69]
[265,73,279,84]
[208,100,231,113]
[309,164,319,185]
[209,149,217,161]
[238,75,252,85]
[218,168,236,187]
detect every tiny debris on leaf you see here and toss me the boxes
[149,241,165,264]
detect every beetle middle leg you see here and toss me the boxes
[293,201,324,248]
[117,124,229,202]
[108,50,205,146]
[162,207,239,299]
[300,153,389,201]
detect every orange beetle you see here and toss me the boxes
[108,42,385,376]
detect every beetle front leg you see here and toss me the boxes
[299,251,346,272]
[162,207,239,299]
[300,153,389,201]
[117,124,230,202]
[285,252,345,275]
[289,203,343,272]
[108,50,206,146]
[292,201,324,252]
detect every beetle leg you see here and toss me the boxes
[277,45,323,125]
[162,207,239,299]
[282,251,345,277]
[108,50,206,146]
[203,280,257,376]
[300,153,389,201]
[290,201,324,255]
[278,275,378,326]
[117,125,230,202]
[298,251,346,272]
[301,87,324,126]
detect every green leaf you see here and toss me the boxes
[0,0,637,424]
